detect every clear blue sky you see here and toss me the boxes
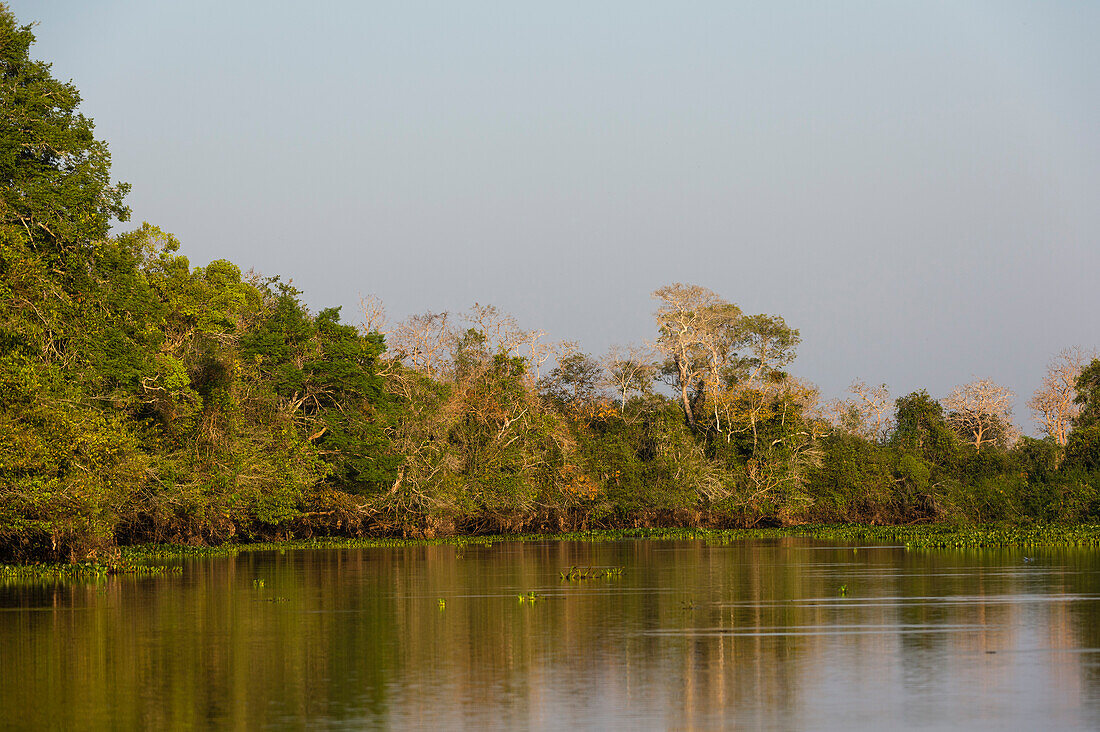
[10,1,1100,430]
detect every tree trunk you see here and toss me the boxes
[677,356,696,428]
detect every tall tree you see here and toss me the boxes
[652,283,741,428]
[1029,347,1092,446]
[0,7,129,257]
[831,380,893,442]
[1064,358,1100,470]
[390,311,454,376]
[892,390,959,466]
[732,313,800,385]
[539,351,604,414]
[942,379,1017,452]
[1075,359,1100,427]
[0,6,142,558]
[603,344,656,414]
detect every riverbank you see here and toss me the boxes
[7,524,1100,581]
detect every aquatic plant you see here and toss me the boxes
[0,560,182,582]
[8,524,1100,587]
[559,566,625,581]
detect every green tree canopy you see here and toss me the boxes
[0,5,129,257]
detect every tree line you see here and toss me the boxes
[2,6,1099,560]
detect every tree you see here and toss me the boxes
[1,6,132,370]
[603,344,656,414]
[892,390,959,466]
[390,311,454,376]
[539,352,604,414]
[732,313,800,385]
[464,303,529,357]
[720,376,823,517]
[1075,358,1100,428]
[1064,358,1100,470]
[0,7,143,559]
[1029,347,1093,446]
[652,283,741,428]
[651,283,804,477]
[942,379,1017,452]
[239,284,399,495]
[711,313,801,448]
[357,293,387,336]
[390,303,546,381]
[522,331,570,384]
[831,380,893,442]
[0,7,129,257]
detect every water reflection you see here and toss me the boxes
[2,539,1100,729]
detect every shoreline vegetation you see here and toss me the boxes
[8,524,1100,581]
[3,6,1100,566]
[10,526,1100,581]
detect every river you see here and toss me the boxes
[3,537,1100,729]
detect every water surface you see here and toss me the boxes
[3,538,1100,729]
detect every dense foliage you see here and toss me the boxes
[2,6,1099,561]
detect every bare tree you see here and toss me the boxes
[390,311,454,376]
[603,344,656,414]
[831,380,893,441]
[464,303,529,357]
[942,379,1018,451]
[523,331,576,384]
[652,283,741,428]
[357,293,388,335]
[1029,347,1093,446]
[652,283,802,437]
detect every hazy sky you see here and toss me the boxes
[11,1,1100,431]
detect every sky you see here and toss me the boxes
[10,1,1100,432]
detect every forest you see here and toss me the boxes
[3,6,1099,561]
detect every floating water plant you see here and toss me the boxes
[0,560,182,582]
[560,566,625,581]
[10,524,1100,588]
[107,524,1100,565]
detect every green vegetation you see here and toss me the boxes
[0,559,181,582]
[8,524,1100,582]
[2,5,1100,564]
[560,566,625,581]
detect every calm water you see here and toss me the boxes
[3,538,1100,730]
